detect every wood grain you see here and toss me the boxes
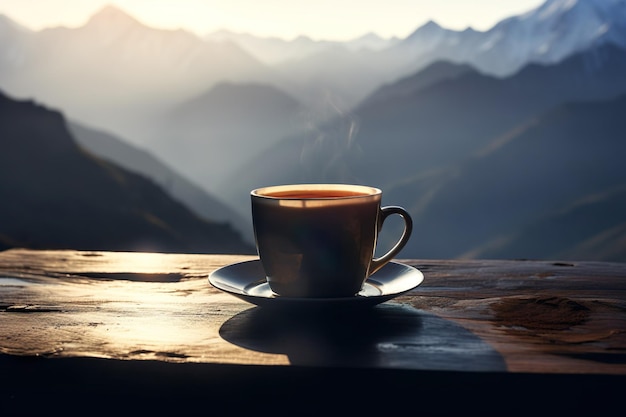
[2,249,625,416]
[2,249,625,374]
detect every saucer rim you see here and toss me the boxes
[208,259,424,308]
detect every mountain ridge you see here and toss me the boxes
[2,0,625,142]
[0,5,273,144]
[68,121,253,244]
[0,90,254,254]
[431,93,626,262]
[216,42,626,260]
[2,0,625,261]
[150,81,309,190]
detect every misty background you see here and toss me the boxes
[1,0,625,261]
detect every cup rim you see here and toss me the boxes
[251,183,382,200]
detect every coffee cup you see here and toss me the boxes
[251,184,412,298]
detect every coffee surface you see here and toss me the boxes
[262,190,370,199]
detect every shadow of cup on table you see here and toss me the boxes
[219,302,506,371]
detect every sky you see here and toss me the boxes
[0,0,545,41]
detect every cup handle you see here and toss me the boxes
[369,206,413,276]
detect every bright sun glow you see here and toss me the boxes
[0,0,545,41]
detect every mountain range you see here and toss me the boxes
[0,5,273,144]
[384,92,626,261]
[215,41,626,261]
[0,90,254,254]
[3,0,625,146]
[383,0,626,77]
[67,121,252,243]
[148,81,309,187]
[217,40,626,201]
[1,0,625,260]
[205,30,399,65]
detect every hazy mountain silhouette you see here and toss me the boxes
[0,14,31,69]
[0,91,254,254]
[206,30,398,65]
[208,31,403,111]
[248,0,626,110]
[217,42,626,257]
[272,44,393,114]
[2,0,624,143]
[2,0,625,262]
[385,93,626,261]
[0,4,272,144]
[360,60,475,106]
[346,42,626,188]
[384,0,626,77]
[220,42,626,203]
[150,81,309,190]
[67,121,252,243]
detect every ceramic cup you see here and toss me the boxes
[251,184,413,298]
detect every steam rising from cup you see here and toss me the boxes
[299,92,363,183]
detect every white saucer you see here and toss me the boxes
[209,259,424,309]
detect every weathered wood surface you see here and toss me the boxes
[1,249,625,415]
[1,248,624,373]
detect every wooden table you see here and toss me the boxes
[1,249,625,416]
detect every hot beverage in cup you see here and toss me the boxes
[251,184,412,298]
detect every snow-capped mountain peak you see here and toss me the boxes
[472,0,626,74]
[537,0,579,20]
